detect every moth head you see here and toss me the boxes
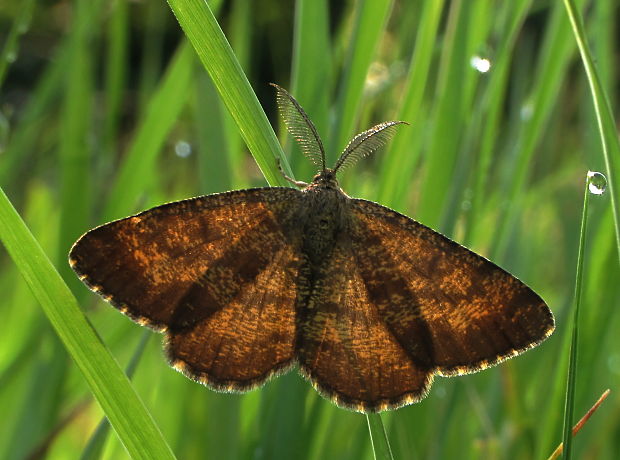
[310,168,338,189]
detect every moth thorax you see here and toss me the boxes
[301,188,347,264]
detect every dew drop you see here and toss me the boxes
[587,170,607,195]
[520,102,533,121]
[174,140,192,158]
[365,61,389,92]
[470,55,491,73]
[607,353,620,375]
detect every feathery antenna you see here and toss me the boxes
[333,121,408,174]
[271,83,327,172]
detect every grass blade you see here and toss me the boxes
[491,0,580,261]
[561,171,595,458]
[0,187,175,460]
[103,41,195,221]
[289,0,332,181]
[550,389,611,460]
[377,0,445,210]
[0,0,35,89]
[102,0,129,156]
[80,331,152,460]
[366,413,394,460]
[166,0,289,186]
[414,0,470,229]
[562,0,620,262]
[328,0,393,162]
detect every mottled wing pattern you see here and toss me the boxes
[69,188,305,390]
[296,239,434,412]
[349,199,555,378]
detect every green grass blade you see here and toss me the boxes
[102,0,129,156]
[464,0,533,245]
[328,0,393,162]
[0,52,61,189]
[166,0,289,186]
[80,331,152,460]
[227,0,251,70]
[377,0,445,210]
[136,2,168,111]
[217,0,250,188]
[415,0,486,230]
[0,187,175,460]
[193,71,233,194]
[57,0,97,281]
[562,0,620,262]
[366,413,394,460]
[1,184,61,460]
[490,0,582,261]
[289,0,331,180]
[561,172,590,459]
[102,41,194,221]
[0,0,35,89]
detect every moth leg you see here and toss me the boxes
[277,158,309,188]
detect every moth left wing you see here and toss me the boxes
[348,198,555,377]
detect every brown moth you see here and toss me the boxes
[69,84,554,412]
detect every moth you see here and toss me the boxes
[70,84,554,412]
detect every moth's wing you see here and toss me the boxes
[69,188,305,390]
[296,239,434,413]
[348,199,555,377]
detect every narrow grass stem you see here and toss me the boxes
[560,172,591,459]
[563,0,620,263]
[549,389,611,460]
[366,413,394,460]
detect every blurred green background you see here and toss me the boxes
[0,0,618,459]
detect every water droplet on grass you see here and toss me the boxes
[175,141,192,158]
[607,353,620,375]
[587,171,607,195]
[470,56,491,73]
